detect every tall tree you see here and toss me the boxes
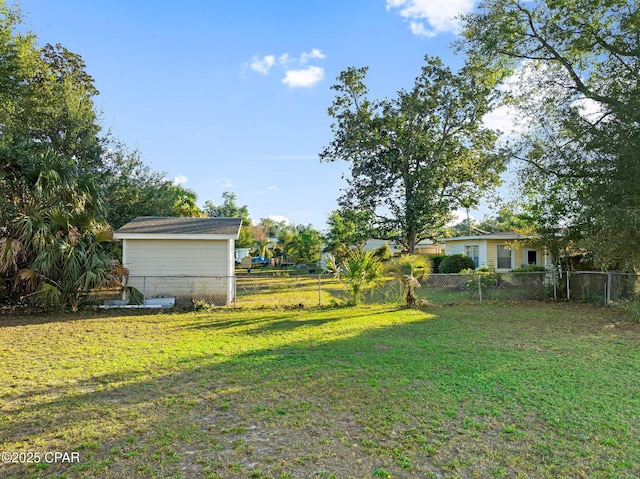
[462,0,640,269]
[323,207,373,261]
[289,225,322,264]
[102,144,206,229]
[321,56,504,253]
[204,192,252,247]
[0,3,118,308]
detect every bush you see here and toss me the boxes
[439,254,476,273]
[511,266,547,296]
[429,255,447,272]
[511,265,547,272]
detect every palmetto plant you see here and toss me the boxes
[0,149,116,310]
[387,254,432,307]
[327,249,384,305]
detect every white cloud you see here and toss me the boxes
[409,21,435,38]
[573,97,605,121]
[244,49,326,89]
[448,209,476,226]
[385,0,474,37]
[300,48,326,64]
[278,53,291,65]
[250,54,276,75]
[482,104,522,135]
[216,178,233,188]
[269,215,290,224]
[172,175,188,185]
[267,185,277,191]
[282,66,325,88]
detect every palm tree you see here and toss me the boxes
[327,249,384,305]
[277,230,295,264]
[1,149,116,310]
[387,255,432,307]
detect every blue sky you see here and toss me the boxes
[18,0,501,230]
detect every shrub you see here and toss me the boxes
[462,267,501,291]
[326,249,384,305]
[511,265,547,296]
[387,255,432,307]
[429,255,447,272]
[439,254,476,273]
[511,265,547,272]
[373,242,392,261]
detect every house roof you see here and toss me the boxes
[438,232,531,242]
[113,217,241,240]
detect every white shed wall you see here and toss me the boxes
[123,239,234,303]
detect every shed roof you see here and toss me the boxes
[114,217,241,240]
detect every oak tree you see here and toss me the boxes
[321,56,504,254]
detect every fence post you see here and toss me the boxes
[233,276,237,308]
[478,274,483,304]
[318,274,321,307]
[606,272,612,306]
[143,276,146,304]
[566,272,570,301]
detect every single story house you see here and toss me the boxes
[438,232,551,271]
[362,239,445,256]
[113,216,241,305]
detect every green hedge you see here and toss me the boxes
[439,254,477,273]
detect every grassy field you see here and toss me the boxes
[1,303,639,478]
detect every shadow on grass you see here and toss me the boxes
[2,304,639,478]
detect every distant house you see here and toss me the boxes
[362,239,445,256]
[113,217,241,304]
[438,232,551,271]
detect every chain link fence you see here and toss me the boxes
[91,270,638,308]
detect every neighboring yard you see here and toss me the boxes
[1,303,639,479]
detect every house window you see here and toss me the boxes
[465,245,479,268]
[497,244,512,269]
[526,250,537,265]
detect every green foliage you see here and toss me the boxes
[101,145,200,229]
[0,149,115,310]
[512,265,546,273]
[323,207,373,261]
[464,267,501,291]
[450,206,534,237]
[428,255,447,272]
[289,225,322,265]
[462,0,640,270]
[321,55,505,254]
[614,299,640,323]
[327,249,384,305]
[204,192,252,247]
[439,254,477,273]
[373,242,391,261]
[387,254,432,307]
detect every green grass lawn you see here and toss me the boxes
[1,303,639,478]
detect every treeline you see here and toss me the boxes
[0,2,209,309]
[321,0,639,272]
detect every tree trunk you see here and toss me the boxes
[406,229,417,255]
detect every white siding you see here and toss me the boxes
[123,239,230,276]
[123,239,233,303]
[444,240,489,268]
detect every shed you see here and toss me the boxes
[113,216,241,305]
